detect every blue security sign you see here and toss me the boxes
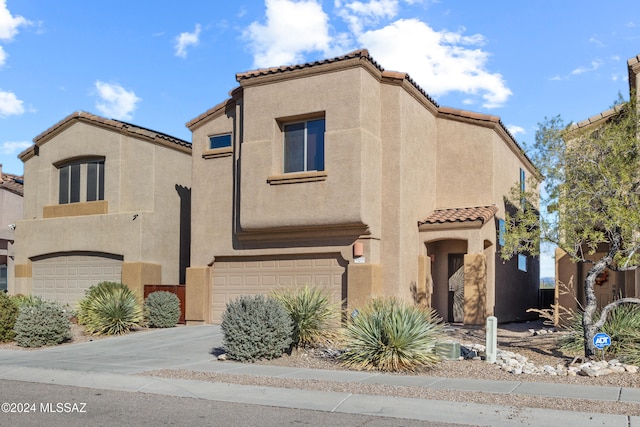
[593,333,611,349]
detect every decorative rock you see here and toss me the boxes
[217,353,228,361]
[459,341,638,378]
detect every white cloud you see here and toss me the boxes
[1,140,31,155]
[506,125,525,137]
[94,81,141,120]
[0,89,24,117]
[0,0,31,67]
[244,1,512,108]
[338,0,399,34]
[244,0,332,67]
[571,59,602,75]
[359,19,512,108]
[0,0,29,41]
[175,24,201,58]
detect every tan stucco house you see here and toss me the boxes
[11,112,191,305]
[0,165,23,292]
[556,53,640,314]
[185,49,540,325]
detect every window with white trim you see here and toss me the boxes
[283,118,325,173]
[59,159,105,204]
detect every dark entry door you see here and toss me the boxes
[448,254,465,323]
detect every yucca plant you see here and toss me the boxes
[77,282,143,335]
[270,285,341,348]
[340,298,444,372]
[560,303,640,363]
[11,294,45,309]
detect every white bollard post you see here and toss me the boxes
[486,316,497,363]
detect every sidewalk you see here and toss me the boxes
[0,325,638,426]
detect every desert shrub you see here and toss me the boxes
[340,298,444,372]
[11,294,45,309]
[560,303,640,363]
[144,291,181,328]
[0,292,19,342]
[270,285,341,348]
[14,301,71,347]
[221,294,293,362]
[77,282,143,335]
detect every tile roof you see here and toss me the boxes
[569,106,622,131]
[419,205,498,226]
[22,111,191,160]
[236,49,383,81]
[0,172,24,196]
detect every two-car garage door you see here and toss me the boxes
[211,254,346,323]
[32,252,123,307]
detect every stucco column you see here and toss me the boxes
[463,253,487,325]
[11,261,32,296]
[346,263,382,312]
[122,262,161,301]
[185,266,211,325]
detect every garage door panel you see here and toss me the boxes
[32,253,122,307]
[211,255,346,323]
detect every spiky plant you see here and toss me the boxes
[560,303,640,363]
[10,294,45,309]
[340,298,444,372]
[77,282,143,335]
[271,285,341,348]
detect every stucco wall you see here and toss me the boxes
[238,67,377,231]
[379,81,437,301]
[14,120,191,286]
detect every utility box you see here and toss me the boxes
[435,340,461,360]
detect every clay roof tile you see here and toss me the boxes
[419,205,498,226]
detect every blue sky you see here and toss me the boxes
[2,0,640,277]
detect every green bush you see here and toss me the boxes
[271,285,341,348]
[14,301,72,347]
[144,291,181,328]
[221,294,293,362]
[340,298,444,372]
[560,304,640,363]
[77,282,143,335]
[0,292,19,342]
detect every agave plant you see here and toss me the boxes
[340,297,444,372]
[77,282,143,335]
[271,285,341,348]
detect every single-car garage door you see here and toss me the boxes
[32,252,123,307]
[211,254,346,323]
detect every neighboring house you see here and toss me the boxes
[557,53,640,313]
[185,49,540,325]
[11,112,191,306]
[0,165,23,292]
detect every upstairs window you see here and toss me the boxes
[59,159,105,204]
[283,118,325,173]
[209,133,232,150]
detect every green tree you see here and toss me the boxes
[502,93,640,358]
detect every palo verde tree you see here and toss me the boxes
[502,93,640,358]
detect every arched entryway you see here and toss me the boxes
[426,239,468,323]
